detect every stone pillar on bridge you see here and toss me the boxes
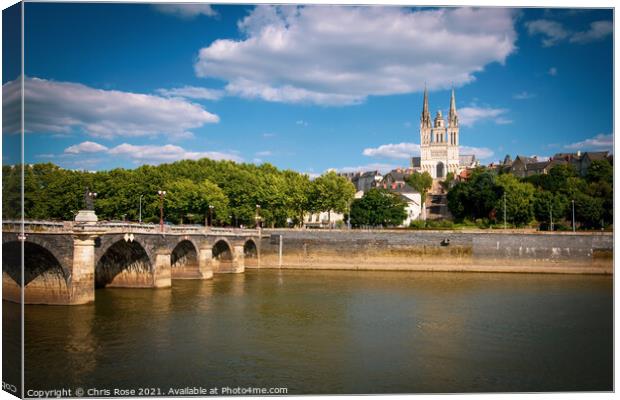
[153,251,172,288]
[71,233,99,304]
[232,245,245,274]
[198,246,215,279]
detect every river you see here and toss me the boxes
[9,270,614,394]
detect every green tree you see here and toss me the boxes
[350,188,407,227]
[309,171,356,224]
[405,171,433,203]
[495,174,535,226]
[533,190,568,229]
[586,159,613,185]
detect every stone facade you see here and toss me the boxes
[420,88,461,179]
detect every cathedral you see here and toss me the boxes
[415,88,464,179]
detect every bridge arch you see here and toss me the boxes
[95,239,152,288]
[2,241,70,304]
[243,239,259,268]
[212,238,234,273]
[171,239,200,279]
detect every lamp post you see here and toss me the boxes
[549,202,554,231]
[503,192,507,230]
[158,190,166,232]
[255,204,261,229]
[208,205,214,227]
[139,194,143,223]
[572,199,576,233]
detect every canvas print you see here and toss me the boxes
[1,2,614,397]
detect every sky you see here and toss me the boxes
[2,3,614,175]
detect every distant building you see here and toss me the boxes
[502,151,611,177]
[337,170,383,192]
[378,168,422,226]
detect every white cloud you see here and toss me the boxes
[513,91,536,100]
[153,4,217,18]
[331,163,398,174]
[65,141,108,154]
[525,19,569,47]
[255,150,273,156]
[156,86,224,100]
[548,67,558,76]
[526,18,612,46]
[458,106,510,127]
[363,141,495,162]
[262,132,276,138]
[63,141,242,165]
[3,77,219,139]
[570,20,613,44]
[295,120,309,126]
[362,142,420,159]
[195,6,517,105]
[564,133,613,151]
[460,145,495,160]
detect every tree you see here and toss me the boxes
[495,174,535,226]
[165,178,228,225]
[405,171,432,220]
[308,171,356,224]
[533,190,568,229]
[350,188,407,227]
[586,159,612,185]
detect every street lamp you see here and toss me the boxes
[503,192,507,230]
[158,190,166,232]
[572,199,576,233]
[549,202,554,231]
[208,205,214,227]
[139,194,144,223]
[255,204,261,229]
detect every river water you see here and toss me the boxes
[12,270,613,394]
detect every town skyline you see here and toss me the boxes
[3,4,613,175]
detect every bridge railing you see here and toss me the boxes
[2,220,262,236]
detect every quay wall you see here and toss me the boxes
[257,230,613,274]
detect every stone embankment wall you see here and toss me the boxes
[256,230,613,274]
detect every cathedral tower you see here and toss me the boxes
[419,88,461,179]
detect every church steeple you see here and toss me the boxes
[421,84,431,129]
[448,87,458,127]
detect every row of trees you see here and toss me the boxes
[446,160,613,229]
[2,160,356,228]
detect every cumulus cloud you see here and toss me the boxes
[195,6,517,105]
[64,141,108,154]
[156,86,224,100]
[2,77,219,139]
[570,20,613,44]
[564,133,613,151]
[526,18,612,46]
[458,106,510,127]
[513,91,536,100]
[331,163,398,174]
[362,142,421,159]
[525,19,569,46]
[153,4,217,18]
[460,145,494,160]
[363,141,494,161]
[63,141,242,165]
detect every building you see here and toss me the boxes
[378,168,423,226]
[338,170,383,192]
[419,88,460,179]
[413,88,476,179]
[503,151,611,178]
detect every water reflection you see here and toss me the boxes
[20,270,612,393]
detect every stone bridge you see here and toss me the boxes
[2,220,265,305]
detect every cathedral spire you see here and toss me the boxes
[421,84,431,128]
[449,87,458,127]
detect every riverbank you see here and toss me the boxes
[256,229,613,275]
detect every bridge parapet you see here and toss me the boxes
[2,220,262,236]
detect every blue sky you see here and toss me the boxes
[4,4,613,174]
